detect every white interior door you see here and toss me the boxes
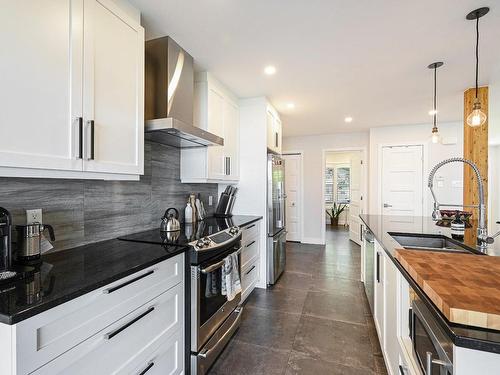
[83,0,144,175]
[284,154,302,242]
[349,151,363,245]
[381,146,424,216]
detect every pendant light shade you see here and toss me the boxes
[466,7,489,128]
[428,62,443,143]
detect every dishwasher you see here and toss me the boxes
[363,228,375,314]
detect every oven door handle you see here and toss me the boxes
[200,247,242,274]
[199,306,243,358]
[426,351,450,374]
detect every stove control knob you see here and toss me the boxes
[196,240,205,248]
[203,237,211,246]
[229,226,239,235]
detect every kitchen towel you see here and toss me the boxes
[221,252,241,301]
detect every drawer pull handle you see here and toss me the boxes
[103,270,155,294]
[245,265,256,275]
[245,224,256,230]
[138,362,155,375]
[105,306,155,340]
[245,240,256,248]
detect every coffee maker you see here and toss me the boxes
[0,207,16,281]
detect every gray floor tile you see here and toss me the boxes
[302,290,366,325]
[285,350,376,375]
[293,315,375,371]
[234,306,301,350]
[245,286,308,314]
[273,271,314,291]
[208,340,289,375]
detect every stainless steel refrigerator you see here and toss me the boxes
[267,154,286,285]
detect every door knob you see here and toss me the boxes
[383,203,393,208]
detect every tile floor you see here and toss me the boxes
[208,227,388,375]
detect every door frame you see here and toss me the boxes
[321,147,368,245]
[282,151,304,243]
[378,142,428,216]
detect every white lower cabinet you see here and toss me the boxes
[374,241,385,343]
[240,221,261,302]
[33,283,184,375]
[1,254,184,375]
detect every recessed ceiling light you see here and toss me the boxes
[428,109,438,116]
[264,65,276,75]
[344,117,353,123]
[286,103,295,109]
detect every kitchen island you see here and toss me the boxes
[360,214,500,375]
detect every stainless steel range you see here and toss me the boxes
[119,218,243,375]
[188,227,242,375]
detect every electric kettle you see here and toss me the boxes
[15,223,55,262]
[160,208,181,232]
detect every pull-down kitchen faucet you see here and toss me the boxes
[428,157,499,252]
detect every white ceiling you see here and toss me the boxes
[129,0,500,137]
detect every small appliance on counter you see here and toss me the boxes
[15,222,55,263]
[0,208,35,283]
[0,207,16,281]
[215,186,237,218]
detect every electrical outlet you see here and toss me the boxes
[208,196,213,206]
[26,209,42,224]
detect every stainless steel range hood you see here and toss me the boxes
[144,37,223,148]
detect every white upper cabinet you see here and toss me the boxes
[266,106,282,154]
[0,0,144,180]
[82,0,144,175]
[181,72,240,183]
[0,0,83,172]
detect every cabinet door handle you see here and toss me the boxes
[138,362,155,375]
[275,132,278,148]
[376,252,380,283]
[89,120,95,160]
[245,240,256,248]
[78,117,83,159]
[245,265,256,275]
[103,270,155,294]
[105,306,155,340]
[228,156,231,175]
[245,224,256,230]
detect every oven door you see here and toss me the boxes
[191,247,242,352]
[411,299,453,375]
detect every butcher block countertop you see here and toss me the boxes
[395,249,500,330]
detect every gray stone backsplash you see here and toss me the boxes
[0,141,218,251]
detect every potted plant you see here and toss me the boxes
[326,202,347,226]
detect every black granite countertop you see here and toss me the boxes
[0,239,187,325]
[360,214,500,354]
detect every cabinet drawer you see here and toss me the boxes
[32,282,184,375]
[129,329,184,375]
[241,237,259,270]
[241,259,259,303]
[241,221,259,244]
[16,254,184,375]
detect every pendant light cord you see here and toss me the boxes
[433,66,437,127]
[475,15,479,99]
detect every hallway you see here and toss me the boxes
[209,228,388,374]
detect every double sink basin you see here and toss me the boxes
[389,233,482,255]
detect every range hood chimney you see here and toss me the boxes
[144,36,223,148]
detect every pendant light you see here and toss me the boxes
[428,62,443,144]
[466,7,489,127]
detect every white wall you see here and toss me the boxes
[488,78,500,233]
[369,121,464,216]
[283,132,369,244]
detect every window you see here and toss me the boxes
[325,166,351,204]
[336,167,351,204]
[325,168,334,203]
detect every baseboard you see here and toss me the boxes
[301,237,325,245]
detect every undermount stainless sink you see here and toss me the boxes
[389,233,478,254]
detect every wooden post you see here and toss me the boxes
[463,86,488,242]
